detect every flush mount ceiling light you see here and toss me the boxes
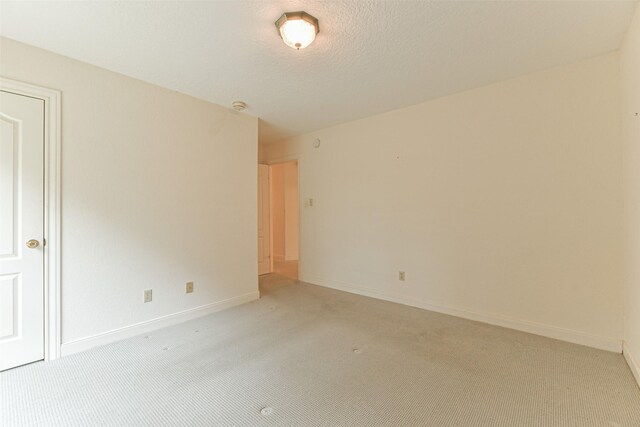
[275,11,319,50]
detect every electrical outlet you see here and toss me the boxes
[186,282,194,294]
[399,271,406,281]
[144,289,153,303]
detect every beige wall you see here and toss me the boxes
[284,161,299,261]
[0,37,259,349]
[270,161,299,261]
[264,53,624,351]
[621,4,640,382]
[271,163,286,260]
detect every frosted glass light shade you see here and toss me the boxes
[275,12,319,50]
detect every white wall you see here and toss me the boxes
[0,38,259,351]
[620,4,640,384]
[265,53,624,352]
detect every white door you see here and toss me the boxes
[0,90,45,371]
[258,164,271,275]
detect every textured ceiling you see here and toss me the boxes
[0,1,637,144]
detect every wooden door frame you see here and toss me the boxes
[1,77,61,362]
[267,156,301,278]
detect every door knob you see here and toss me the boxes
[26,239,40,249]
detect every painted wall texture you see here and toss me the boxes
[620,4,640,382]
[0,37,259,346]
[265,53,624,352]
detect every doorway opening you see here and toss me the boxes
[258,160,299,280]
[270,160,299,279]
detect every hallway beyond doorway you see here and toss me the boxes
[273,259,298,280]
[258,159,299,279]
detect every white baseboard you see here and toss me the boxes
[623,342,640,388]
[303,275,622,353]
[61,291,260,356]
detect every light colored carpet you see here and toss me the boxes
[2,274,639,426]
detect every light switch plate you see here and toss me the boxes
[186,282,194,294]
[144,289,153,303]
